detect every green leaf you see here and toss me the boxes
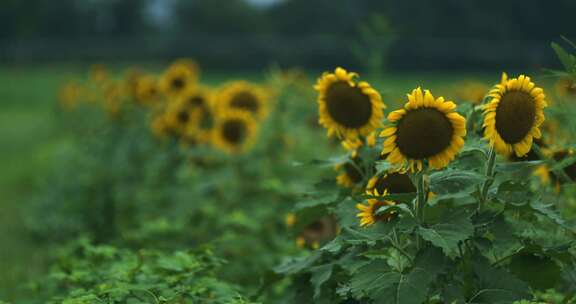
[495,160,545,173]
[509,251,561,290]
[497,180,533,205]
[274,251,322,275]
[310,264,334,299]
[470,256,531,303]
[552,42,576,72]
[417,210,474,258]
[374,204,415,218]
[429,170,485,194]
[348,260,401,300]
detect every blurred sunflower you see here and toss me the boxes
[555,76,576,98]
[366,171,416,196]
[356,189,397,227]
[483,73,547,157]
[164,98,201,136]
[135,75,163,106]
[455,81,488,105]
[216,81,270,120]
[123,67,144,99]
[211,110,259,154]
[315,67,385,139]
[341,131,378,157]
[381,87,466,172]
[335,158,364,188]
[159,61,198,97]
[58,81,84,110]
[179,86,215,144]
[295,217,339,249]
[102,82,126,117]
[89,63,109,85]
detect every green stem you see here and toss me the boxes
[415,169,427,250]
[532,144,572,184]
[478,147,497,212]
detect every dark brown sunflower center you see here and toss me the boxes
[495,91,536,144]
[396,108,453,159]
[374,172,416,194]
[325,81,373,128]
[344,163,363,183]
[230,92,259,113]
[171,77,185,90]
[177,110,189,124]
[222,119,246,144]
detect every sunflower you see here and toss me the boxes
[315,67,385,139]
[341,131,378,157]
[216,81,270,120]
[356,189,397,227]
[102,82,126,117]
[555,76,576,98]
[366,171,416,196]
[135,75,163,106]
[455,81,488,105]
[89,63,109,85]
[335,159,364,188]
[483,73,548,157]
[163,98,202,136]
[159,61,198,97]
[295,216,339,249]
[381,87,466,172]
[58,81,84,110]
[179,86,215,143]
[211,110,259,154]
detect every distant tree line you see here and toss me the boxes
[1,0,574,70]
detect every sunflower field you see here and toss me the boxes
[2,2,576,304]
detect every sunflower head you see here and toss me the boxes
[89,63,108,85]
[483,73,547,157]
[356,189,397,227]
[366,171,416,196]
[102,82,126,117]
[135,75,163,106]
[455,81,489,105]
[216,81,270,120]
[211,110,259,154]
[555,76,576,98]
[335,159,364,188]
[164,97,202,136]
[295,216,339,249]
[58,81,84,110]
[381,87,466,172]
[159,61,198,97]
[315,67,385,139]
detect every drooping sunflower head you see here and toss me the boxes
[356,189,397,227]
[381,87,467,172]
[135,75,163,106]
[211,110,259,154]
[366,171,415,196]
[159,61,198,97]
[180,85,214,113]
[216,81,270,120]
[314,67,385,139]
[555,76,576,99]
[483,73,547,157]
[295,216,339,249]
[335,159,364,188]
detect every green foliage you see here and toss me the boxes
[36,238,256,303]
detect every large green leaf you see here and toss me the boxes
[310,263,334,299]
[509,251,561,290]
[417,210,474,258]
[349,248,447,304]
[429,170,485,195]
[470,257,531,303]
[552,42,576,73]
